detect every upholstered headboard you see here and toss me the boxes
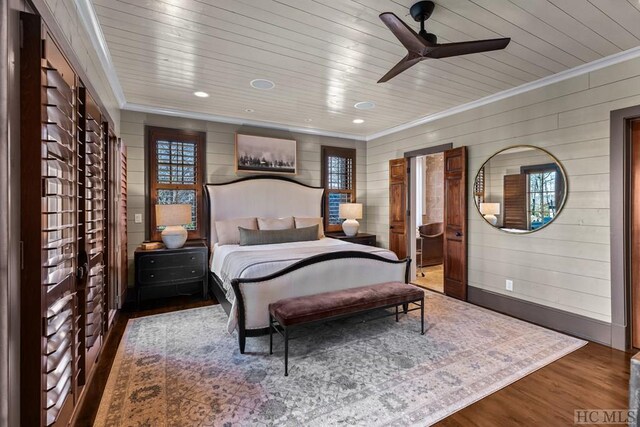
[204,177,324,246]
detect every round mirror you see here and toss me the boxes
[473,145,567,233]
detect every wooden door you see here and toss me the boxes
[443,147,467,300]
[503,174,527,229]
[389,158,408,259]
[632,120,640,348]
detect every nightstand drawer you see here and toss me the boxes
[138,265,206,286]
[138,251,205,270]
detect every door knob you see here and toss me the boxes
[455,231,463,237]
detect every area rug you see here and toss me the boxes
[95,292,585,426]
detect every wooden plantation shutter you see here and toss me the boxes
[148,127,206,241]
[503,174,527,229]
[321,146,356,233]
[20,14,81,426]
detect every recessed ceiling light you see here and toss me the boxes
[250,79,275,90]
[354,101,375,110]
[244,108,254,113]
[194,91,209,98]
[304,118,313,122]
[353,119,364,124]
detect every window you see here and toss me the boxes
[521,163,562,230]
[321,146,356,232]
[148,127,206,240]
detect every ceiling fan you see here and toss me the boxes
[378,1,511,83]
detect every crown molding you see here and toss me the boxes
[123,103,367,141]
[365,46,640,141]
[75,0,126,108]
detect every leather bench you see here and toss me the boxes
[268,281,426,376]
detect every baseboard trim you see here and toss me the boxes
[467,287,612,346]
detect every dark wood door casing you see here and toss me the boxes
[389,158,408,259]
[632,120,640,348]
[443,147,468,300]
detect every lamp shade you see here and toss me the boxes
[479,202,500,215]
[156,204,191,226]
[339,203,363,220]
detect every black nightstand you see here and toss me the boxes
[326,232,377,247]
[134,241,208,304]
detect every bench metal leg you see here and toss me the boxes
[284,327,289,377]
[420,298,425,335]
[269,315,273,355]
[403,302,409,314]
[395,305,399,322]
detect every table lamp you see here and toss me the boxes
[479,202,500,226]
[156,204,191,248]
[339,203,363,237]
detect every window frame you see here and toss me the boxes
[521,163,562,229]
[320,145,357,233]
[147,126,206,241]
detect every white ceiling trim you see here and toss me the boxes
[366,46,640,141]
[124,102,367,141]
[75,0,126,108]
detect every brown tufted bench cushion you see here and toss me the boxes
[270,282,424,327]
[268,282,425,376]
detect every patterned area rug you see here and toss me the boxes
[95,293,585,426]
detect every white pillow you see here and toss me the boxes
[258,216,294,231]
[294,217,325,239]
[215,217,257,245]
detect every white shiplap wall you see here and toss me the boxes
[366,55,640,324]
[40,0,121,129]
[120,110,366,283]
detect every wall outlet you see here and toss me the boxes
[134,213,142,224]
[505,279,514,291]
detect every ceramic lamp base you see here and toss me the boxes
[483,214,498,226]
[161,225,188,248]
[342,219,360,237]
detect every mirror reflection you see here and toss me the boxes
[474,146,567,233]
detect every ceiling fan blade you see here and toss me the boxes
[378,54,424,83]
[379,12,429,54]
[424,38,510,59]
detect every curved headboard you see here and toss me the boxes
[204,176,324,246]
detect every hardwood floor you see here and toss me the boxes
[74,297,632,427]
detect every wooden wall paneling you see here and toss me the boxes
[20,13,80,427]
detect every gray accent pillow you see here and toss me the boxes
[239,225,319,246]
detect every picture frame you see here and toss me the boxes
[235,133,297,175]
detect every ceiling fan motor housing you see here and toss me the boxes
[410,1,435,22]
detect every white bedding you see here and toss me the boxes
[210,238,397,332]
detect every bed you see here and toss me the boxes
[204,176,409,352]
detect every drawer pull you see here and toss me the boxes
[150,274,154,278]
[190,256,195,260]
[191,270,196,274]
[150,260,155,264]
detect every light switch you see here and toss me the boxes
[134,213,142,223]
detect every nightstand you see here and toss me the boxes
[134,241,208,304]
[326,232,377,247]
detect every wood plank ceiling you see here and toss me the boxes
[93,0,640,136]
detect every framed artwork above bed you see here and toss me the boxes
[235,133,297,175]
